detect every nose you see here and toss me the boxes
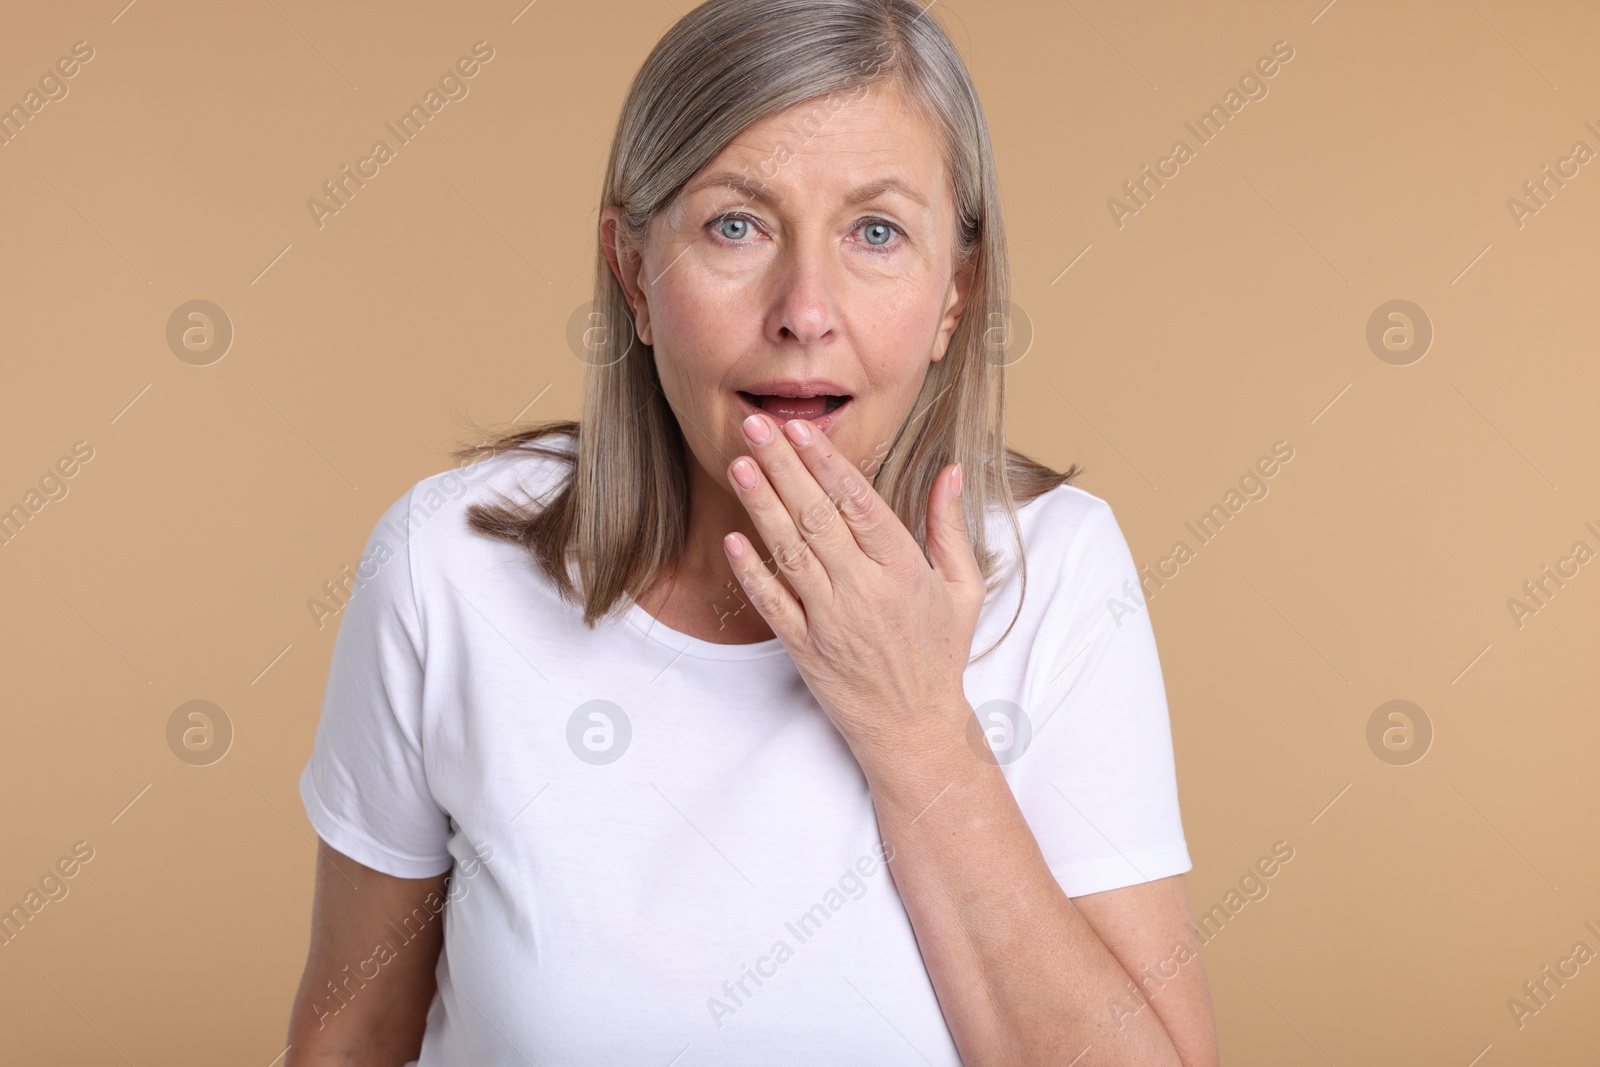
[770,240,839,347]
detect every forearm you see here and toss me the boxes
[855,708,1187,1067]
[286,957,436,1066]
[286,1015,428,1067]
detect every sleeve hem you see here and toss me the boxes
[1048,842,1193,899]
[299,765,452,880]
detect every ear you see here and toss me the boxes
[929,258,976,364]
[599,205,653,345]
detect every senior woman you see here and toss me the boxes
[287,1,1218,1064]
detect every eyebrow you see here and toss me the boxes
[683,171,929,210]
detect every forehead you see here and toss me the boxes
[682,81,949,211]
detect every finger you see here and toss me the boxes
[777,416,911,568]
[727,435,832,606]
[722,531,805,640]
[926,462,983,598]
[739,412,858,586]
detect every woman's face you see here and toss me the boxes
[608,80,974,495]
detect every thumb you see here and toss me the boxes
[927,463,980,591]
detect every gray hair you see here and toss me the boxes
[455,0,1078,660]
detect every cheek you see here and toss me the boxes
[854,266,945,334]
[849,291,945,387]
[648,255,758,348]
[645,292,720,394]
[652,292,772,423]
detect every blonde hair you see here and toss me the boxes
[453,0,1078,659]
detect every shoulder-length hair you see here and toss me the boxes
[452,0,1079,660]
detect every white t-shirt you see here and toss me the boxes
[298,433,1191,1065]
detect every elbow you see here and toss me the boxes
[284,987,359,1065]
[283,995,333,1064]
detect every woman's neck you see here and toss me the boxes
[635,558,778,644]
[633,463,783,645]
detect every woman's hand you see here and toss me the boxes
[722,410,986,765]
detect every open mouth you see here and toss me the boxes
[737,391,850,419]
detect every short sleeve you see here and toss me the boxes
[298,483,452,878]
[1012,497,1192,898]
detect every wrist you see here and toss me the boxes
[851,697,990,816]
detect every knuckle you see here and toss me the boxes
[770,539,813,576]
[746,581,785,617]
[798,498,839,538]
[887,555,922,585]
[835,478,875,522]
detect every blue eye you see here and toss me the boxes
[861,221,896,246]
[705,213,904,252]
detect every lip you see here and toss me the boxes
[739,378,852,398]
[735,390,853,437]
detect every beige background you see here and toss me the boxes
[2,0,1596,1062]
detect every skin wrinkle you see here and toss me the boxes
[606,80,970,640]
[599,71,1216,1067]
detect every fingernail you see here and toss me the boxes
[784,419,812,446]
[953,463,963,498]
[731,457,758,489]
[743,413,772,444]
